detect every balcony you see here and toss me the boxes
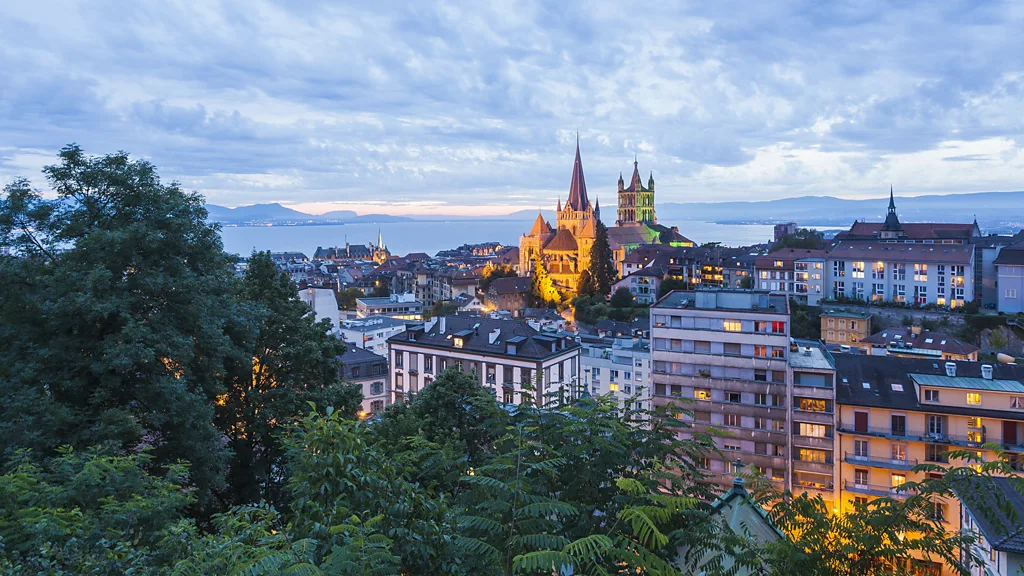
[839,426,991,449]
[844,481,910,499]
[844,452,918,470]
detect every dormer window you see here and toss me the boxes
[453,337,464,349]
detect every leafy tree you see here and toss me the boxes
[338,287,365,309]
[480,262,517,293]
[371,282,391,297]
[587,220,618,296]
[424,300,459,320]
[739,275,754,289]
[0,145,239,504]
[774,228,824,250]
[575,268,598,297]
[658,277,690,298]
[788,298,823,340]
[610,286,635,308]
[530,252,561,306]
[218,251,361,507]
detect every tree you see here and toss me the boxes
[739,275,754,289]
[610,286,635,308]
[338,287,365,309]
[587,220,617,296]
[479,262,517,293]
[371,281,391,297]
[530,252,561,306]
[774,228,824,250]
[218,251,361,507]
[658,277,689,298]
[0,145,239,504]
[424,300,458,320]
[576,268,598,297]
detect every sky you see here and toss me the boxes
[2,1,1024,216]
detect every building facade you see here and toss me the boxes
[616,158,657,226]
[994,240,1024,314]
[819,311,872,347]
[755,248,828,305]
[356,293,424,320]
[339,345,389,416]
[578,335,652,421]
[386,315,581,405]
[340,316,409,356]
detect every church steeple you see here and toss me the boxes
[594,197,601,221]
[648,171,655,191]
[377,228,385,250]
[557,197,561,212]
[566,137,589,211]
[881,186,903,234]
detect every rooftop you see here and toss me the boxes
[341,315,410,332]
[821,310,873,320]
[953,475,1024,553]
[789,341,836,371]
[653,290,789,315]
[828,241,973,263]
[389,315,579,360]
[861,327,979,357]
[909,373,1024,393]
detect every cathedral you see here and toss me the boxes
[518,139,598,291]
[519,140,693,294]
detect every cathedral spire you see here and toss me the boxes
[557,196,561,212]
[566,138,589,211]
[377,228,385,250]
[882,186,902,232]
[594,196,601,221]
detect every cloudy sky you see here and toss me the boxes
[2,1,1024,216]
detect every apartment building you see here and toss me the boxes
[754,248,828,305]
[339,315,409,356]
[819,311,872,347]
[578,335,652,421]
[994,240,1024,314]
[356,293,424,320]
[858,326,979,361]
[834,355,1024,538]
[338,345,389,416]
[825,242,975,307]
[651,290,795,493]
[956,475,1024,576]
[386,315,580,405]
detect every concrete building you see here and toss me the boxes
[612,268,662,304]
[973,234,1021,309]
[578,335,652,421]
[651,290,794,493]
[339,316,409,356]
[339,345,389,416]
[755,248,828,305]
[956,475,1024,576]
[833,355,1024,541]
[774,222,799,242]
[858,326,979,361]
[386,315,581,405]
[819,311,872,347]
[994,240,1024,314]
[356,293,423,320]
[789,339,839,504]
[298,287,341,334]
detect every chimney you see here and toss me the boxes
[439,317,446,334]
[489,329,501,344]
[981,364,993,380]
[911,325,922,336]
[944,362,957,378]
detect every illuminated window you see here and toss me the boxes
[609,383,619,392]
[694,389,711,400]
[968,417,982,429]
[891,474,906,489]
[799,398,827,412]
[967,393,981,406]
[723,320,742,332]
[754,345,768,357]
[453,337,464,349]
[774,260,783,267]
[798,449,828,463]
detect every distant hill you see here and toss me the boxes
[318,209,359,221]
[205,203,411,225]
[655,191,1024,231]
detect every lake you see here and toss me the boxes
[218,220,775,258]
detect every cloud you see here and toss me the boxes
[1,0,1024,211]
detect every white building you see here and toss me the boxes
[578,335,652,421]
[298,287,341,334]
[340,316,409,356]
[356,293,424,320]
[386,315,581,405]
[994,240,1024,314]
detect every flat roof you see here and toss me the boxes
[789,344,835,371]
[821,310,872,320]
[909,373,1024,393]
[653,290,788,314]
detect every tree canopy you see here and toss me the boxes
[587,220,617,296]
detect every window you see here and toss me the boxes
[723,442,741,451]
[833,281,845,297]
[798,423,827,438]
[694,389,711,400]
[798,449,828,463]
[754,345,768,357]
[872,261,885,279]
[968,417,982,429]
[754,393,768,406]
[694,340,711,353]
[370,381,384,396]
[1008,289,1018,299]
[891,415,906,436]
[723,320,742,332]
[833,260,846,277]
[754,369,767,382]
[754,417,766,430]
[453,337,464,349]
[799,398,827,412]
[852,261,865,278]
[854,469,869,486]
[914,285,927,305]
[854,496,869,506]
[893,284,906,303]
[395,353,403,368]
[967,393,981,405]
[592,367,601,376]
[727,392,741,403]
[924,389,939,402]
[914,263,928,282]
[926,444,948,463]
[891,443,907,462]
[694,411,711,423]
[1013,397,1024,409]
[771,347,785,359]
[351,366,361,378]
[893,263,906,281]
[610,370,619,381]
[695,457,710,470]
[725,413,740,427]
[771,321,786,334]
[370,399,384,413]
[891,473,907,489]
[854,440,869,457]
[723,342,741,355]
[927,415,945,436]
[890,383,903,392]
[609,383,619,392]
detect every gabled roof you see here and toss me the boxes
[607,225,657,248]
[827,241,973,263]
[953,475,1024,553]
[755,248,829,268]
[566,139,590,211]
[859,327,979,357]
[836,222,978,241]
[544,228,579,252]
[389,315,578,360]
[488,276,532,295]
[994,240,1024,266]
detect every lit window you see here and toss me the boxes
[609,383,619,392]
[891,383,904,392]
[723,320,742,332]
[967,393,981,406]
[891,474,907,489]
[453,337,464,349]
[694,389,711,400]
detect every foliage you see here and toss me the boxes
[0,144,239,504]
[424,300,459,320]
[657,277,690,298]
[738,275,754,289]
[480,262,517,293]
[0,448,193,575]
[530,252,561,306]
[218,251,361,508]
[610,286,635,308]
[788,299,824,340]
[338,287,365,309]
[773,228,824,250]
[587,219,618,296]
[575,268,598,297]
[371,282,391,297]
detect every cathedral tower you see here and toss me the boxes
[616,158,656,226]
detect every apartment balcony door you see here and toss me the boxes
[1004,421,1019,447]
[854,412,868,434]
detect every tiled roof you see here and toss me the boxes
[859,327,979,356]
[544,228,579,251]
[606,225,657,248]
[488,276,532,295]
[953,475,1024,553]
[390,315,578,360]
[828,241,973,263]
[528,213,553,237]
[755,248,829,268]
[994,242,1024,266]
[837,221,977,241]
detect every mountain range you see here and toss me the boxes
[207,191,1024,232]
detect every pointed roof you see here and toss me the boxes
[544,228,579,251]
[556,197,562,212]
[594,197,601,220]
[623,158,649,193]
[882,186,903,231]
[566,139,589,211]
[579,215,597,239]
[377,228,385,250]
[529,212,553,236]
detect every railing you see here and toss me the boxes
[793,452,834,465]
[844,452,918,470]
[844,481,910,499]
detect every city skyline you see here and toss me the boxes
[3,1,1024,216]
